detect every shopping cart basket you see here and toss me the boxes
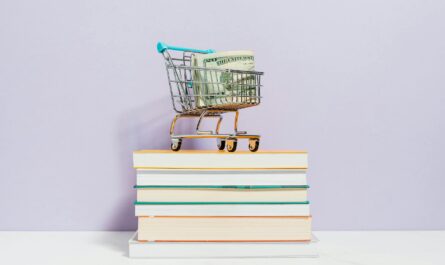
[157,42,263,152]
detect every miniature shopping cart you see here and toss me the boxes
[157,42,263,152]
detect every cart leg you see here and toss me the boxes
[169,114,183,151]
[234,110,246,135]
[170,114,181,136]
[196,110,213,135]
[215,115,225,150]
[215,115,223,135]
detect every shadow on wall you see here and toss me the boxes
[109,96,197,231]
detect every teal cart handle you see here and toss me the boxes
[157,41,215,54]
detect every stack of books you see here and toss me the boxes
[129,150,317,258]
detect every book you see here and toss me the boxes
[133,150,308,169]
[136,169,307,185]
[129,232,319,258]
[137,216,312,242]
[135,185,309,202]
[135,202,310,216]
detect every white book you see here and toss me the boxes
[136,169,307,185]
[136,186,308,202]
[129,232,319,258]
[133,150,308,169]
[135,203,310,216]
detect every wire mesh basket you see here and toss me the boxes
[158,42,263,152]
[161,46,263,114]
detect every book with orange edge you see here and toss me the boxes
[129,232,319,258]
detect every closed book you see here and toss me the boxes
[133,150,308,169]
[129,232,319,258]
[135,201,310,216]
[136,169,307,185]
[137,216,312,242]
[135,185,308,202]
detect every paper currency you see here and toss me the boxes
[192,51,258,108]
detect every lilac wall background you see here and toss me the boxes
[1,0,444,230]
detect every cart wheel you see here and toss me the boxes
[226,139,237,152]
[171,139,182,152]
[248,139,260,152]
[217,139,226,150]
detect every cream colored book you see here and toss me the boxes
[136,169,307,185]
[133,150,308,169]
[134,202,310,216]
[137,216,312,242]
[135,186,308,202]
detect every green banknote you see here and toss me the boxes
[192,51,257,108]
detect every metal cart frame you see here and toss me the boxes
[157,42,263,152]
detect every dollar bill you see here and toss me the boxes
[192,51,258,108]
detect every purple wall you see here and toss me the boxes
[1,0,444,230]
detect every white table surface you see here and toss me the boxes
[0,231,443,265]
